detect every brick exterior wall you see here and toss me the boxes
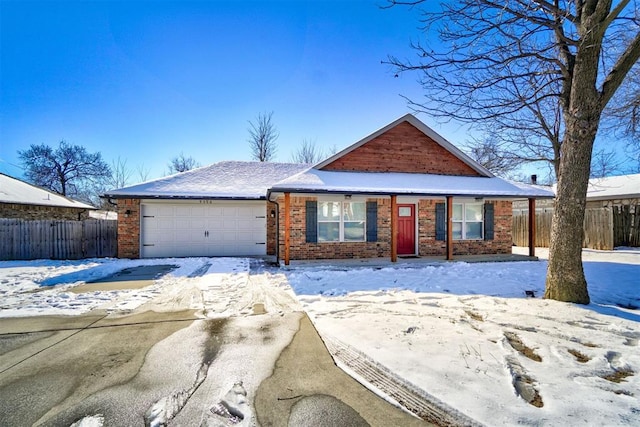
[266,201,278,256]
[278,196,390,261]
[278,196,512,260]
[116,199,140,258]
[321,122,482,176]
[0,203,90,220]
[418,199,512,256]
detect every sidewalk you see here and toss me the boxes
[256,314,429,426]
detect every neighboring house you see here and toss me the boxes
[586,173,640,208]
[511,174,640,249]
[106,114,553,261]
[0,173,95,220]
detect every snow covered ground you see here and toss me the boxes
[285,248,640,426]
[1,248,639,425]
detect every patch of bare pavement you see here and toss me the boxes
[0,261,442,426]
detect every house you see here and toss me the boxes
[105,114,553,261]
[586,173,640,208]
[587,174,639,247]
[0,173,95,220]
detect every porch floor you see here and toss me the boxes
[278,252,538,269]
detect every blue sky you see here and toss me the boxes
[2,0,450,182]
[2,1,632,185]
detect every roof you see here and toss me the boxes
[0,173,95,209]
[313,114,494,177]
[268,169,555,199]
[103,161,310,200]
[586,174,640,201]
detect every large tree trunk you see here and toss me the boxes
[544,121,596,304]
[543,3,610,305]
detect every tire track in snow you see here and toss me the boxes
[323,335,483,427]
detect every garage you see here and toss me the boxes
[104,161,310,259]
[140,200,267,258]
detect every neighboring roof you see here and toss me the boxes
[89,210,117,220]
[103,161,310,200]
[0,173,95,209]
[313,114,494,177]
[586,174,640,201]
[268,169,554,199]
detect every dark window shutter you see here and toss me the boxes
[435,203,446,241]
[484,202,494,240]
[305,200,318,243]
[366,201,377,242]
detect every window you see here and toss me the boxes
[318,201,365,242]
[452,203,483,240]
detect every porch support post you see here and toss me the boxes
[446,195,453,261]
[391,195,398,262]
[284,192,291,265]
[528,198,536,257]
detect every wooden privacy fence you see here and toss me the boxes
[0,219,117,260]
[613,204,640,247]
[513,208,615,250]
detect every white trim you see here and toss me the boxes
[316,194,369,203]
[317,200,367,243]
[452,201,484,240]
[141,198,266,205]
[397,196,421,204]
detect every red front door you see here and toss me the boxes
[397,204,415,255]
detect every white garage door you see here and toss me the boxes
[140,201,267,258]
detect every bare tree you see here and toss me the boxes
[18,140,111,206]
[291,139,324,164]
[168,152,200,174]
[386,0,640,304]
[136,163,151,182]
[590,149,622,178]
[248,111,279,162]
[108,157,133,189]
[465,137,524,178]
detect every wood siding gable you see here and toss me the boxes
[319,119,484,177]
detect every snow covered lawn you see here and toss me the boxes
[285,248,640,426]
[1,248,638,425]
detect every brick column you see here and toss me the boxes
[116,199,141,259]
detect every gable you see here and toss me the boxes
[319,121,483,177]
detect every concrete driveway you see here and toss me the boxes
[0,310,200,426]
[0,261,429,426]
[0,310,427,427]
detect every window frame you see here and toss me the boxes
[452,201,484,240]
[317,200,366,242]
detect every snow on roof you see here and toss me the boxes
[269,169,555,198]
[587,173,640,201]
[104,161,310,199]
[0,173,95,209]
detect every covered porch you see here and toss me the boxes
[278,250,539,269]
